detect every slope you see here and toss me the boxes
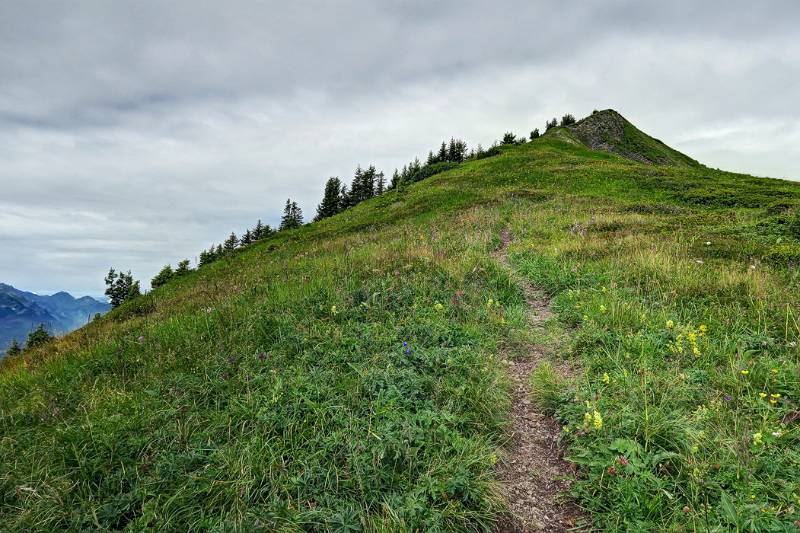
[1,119,800,531]
[555,109,701,167]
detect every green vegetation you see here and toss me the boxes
[2,113,799,530]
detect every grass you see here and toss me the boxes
[2,129,800,531]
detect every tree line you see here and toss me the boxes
[83,114,578,312]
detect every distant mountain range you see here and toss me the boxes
[0,283,110,356]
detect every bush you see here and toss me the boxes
[560,114,576,126]
[502,132,517,145]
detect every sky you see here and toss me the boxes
[1,1,799,297]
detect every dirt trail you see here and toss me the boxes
[493,229,583,532]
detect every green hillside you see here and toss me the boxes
[2,112,800,531]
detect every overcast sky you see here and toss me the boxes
[1,1,799,297]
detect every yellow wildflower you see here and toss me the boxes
[330,305,338,315]
[489,453,498,465]
[593,410,603,430]
[752,432,763,446]
[487,298,494,308]
[759,392,767,399]
[741,370,749,375]
[602,372,610,384]
[666,319,674,329]
[434,302,444,311]
[599,304,606,313]
[698,324,708,335]
[770,393,781,398]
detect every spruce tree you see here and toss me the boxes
[253,220,265,240]
[240,229,253,246]
[6,338,22,357]
[175,259,191,275]
[437,141,447,162]
[223,232,238,252]
[315,177,343,221]
[545,118,558,131]
[389,169,401,190]
[25,324,53,350]
[502,132,516,145]
[530,128,540,140]
[375,171,385,195]
[151,264,174,289]
[560,113,576,126]
[280,199,303,230]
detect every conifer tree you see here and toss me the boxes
[223,232,238,252]
[25,324,53,350]
[315,177,343,221]
[427,150,437,165]
[375,171,385,195]
[530,128,540,140]
[389,169,401,190]
[175,259,191,275]
[560,113,576,126]
[502,132,516,145]
[437,141,447,162]
[151,264,174,289]
[253,220,265,240]
[5,338,22,357]
[545,118,558,131]
[104,268,141,308]
[280,199,303,230]
[215,244,223,257]
[240,229,253,246]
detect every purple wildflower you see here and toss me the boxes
[137,335,145,343]
[724,394,733,402]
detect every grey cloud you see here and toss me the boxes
[1,1,799,295]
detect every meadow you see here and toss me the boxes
[1,131,799,531]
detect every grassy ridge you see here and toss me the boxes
[2,134,800,530]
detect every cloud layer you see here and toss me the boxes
[1,1,799,295]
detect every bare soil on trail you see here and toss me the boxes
[493,229,584,532]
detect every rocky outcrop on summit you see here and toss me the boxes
[565,109,700,167]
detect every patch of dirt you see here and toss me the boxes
[493,229,584,532]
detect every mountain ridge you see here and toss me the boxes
[0,283,109,354]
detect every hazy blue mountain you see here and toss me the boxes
[0,283,110,356]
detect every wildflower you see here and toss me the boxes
[692,346,701,357]
[583,314,589,321]
[599,304,606,313]
[771,431,783,438]
[666,319,674,329]
[137,335,145,343]
[752,432,763,446]
[759,392,767,399]
[769,398,778,406]
[617,455,629,467]
[683,506,692,514]
[740,370,749,376]
[724,394,733,402]
[593,410,603,430]
[698,324,708,335]
[607,466,617,476]
[602,372,610,384]
[562,425,570,434]
[770,368,779,374]
[770,393,781,399]
[487,298,494,308]
[691,445,699,453]
[434,302,444,311]
[705,241,711,246]
[489,453,498,465]
[330,305,338,315]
